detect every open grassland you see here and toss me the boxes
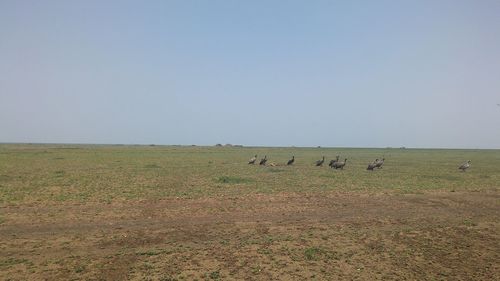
[1,144,499,204]
[0,144,499,280]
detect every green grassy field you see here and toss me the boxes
[0,144,498,205]
[1,144,499,280]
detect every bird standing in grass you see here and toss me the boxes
[329,155,340,168]
[367,159,378,171]
[316,156,325,166]
[333,158,347,170]
[459,160,471,172]
[375,158,385,169]
[248,155,257,164]
[259,155,268,165]
[287,156,295,165]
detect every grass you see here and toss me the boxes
[216,176,253,184]
[1,144,498,281]
[136,249,168,256]
[0,258,33,268]
[304,247,324,261]
[0,144,498,205]
[208,270,221,280]
[74,265,85,273]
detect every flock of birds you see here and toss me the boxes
[248,155,472,171]
[248,155,378,170]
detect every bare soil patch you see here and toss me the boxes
[1,190,499,280]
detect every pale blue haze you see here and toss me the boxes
[1,0,499,148]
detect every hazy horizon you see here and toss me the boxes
[1,1,500,149]
[1,142,499,151]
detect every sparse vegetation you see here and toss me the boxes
[216,176,253,184]
[304,247,323,261]
[0,144,498,205]
[208,270,221,280]
[0,144,498,280]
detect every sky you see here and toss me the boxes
[1,0,500,148]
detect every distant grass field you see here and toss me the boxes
[1,144,498,205]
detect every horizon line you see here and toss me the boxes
[0,142,498,150]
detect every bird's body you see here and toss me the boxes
[287,156,295,165]
[248,155,257,164]
[375,158,385,169]
[459,160,471,171]
[259,155,268,166]
[316,156,325,167]
[367,159,378,171]
[333,158,347,170]
[328,156,340,168]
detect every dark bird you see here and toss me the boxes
[287,155,295,165]
[333,158,347,170]
[248,155,257,164]
[458,160,471,172]
[375,158,385,169]
[316,156,325,166]
[367,159,378,171]
[259,155,268,165]
[329,155,340,168]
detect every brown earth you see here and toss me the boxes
[1,190,499,280]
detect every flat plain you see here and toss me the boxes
[0,144,499,280]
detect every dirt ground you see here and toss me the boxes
[1,190,499,280]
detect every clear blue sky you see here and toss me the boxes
[1,0,499,148]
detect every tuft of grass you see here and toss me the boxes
[74,265,85,273]
[142,262,154,270]
[267,168,285,173]
[160,276,178,281]
[208,270,221,280]
[463,219,477,227]
[304,247,323,261]
[0,258,33,268]
[136,249,166,256]
[251,265,262,274]
[54,170,65,177]
[216,176,253,184]
[144,164,161,169]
